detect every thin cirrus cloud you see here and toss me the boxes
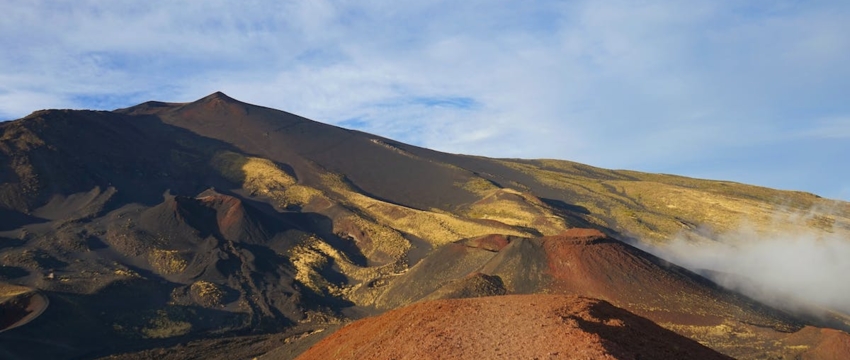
[803,117,850,140]
[0,0,848,200]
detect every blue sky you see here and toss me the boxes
[1,0,848,200]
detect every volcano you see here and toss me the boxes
[1,92,849,359]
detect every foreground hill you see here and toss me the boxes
[0,92,848,359]
[374,228,850,358]
[296,294,732,360]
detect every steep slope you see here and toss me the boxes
[296,294,732,360]
[117,92,481,213]
[0,109,227,214]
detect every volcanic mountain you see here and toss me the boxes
[1,92,849,359]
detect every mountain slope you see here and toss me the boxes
[117,92,850,244]
[0,92,848,359]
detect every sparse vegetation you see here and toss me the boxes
[212,150,326,208]
[148,249,188,274]
[212,151,294,190]
[0,283,33,297]
[345,190,531,246]
[141,309,192,339]
[190,280,224,307]
[289,236,350,297]
[113,268,141,278]
[456,177,501,196]
[288,234,404,305]
[464,188,566,235]
[496,158,850,243]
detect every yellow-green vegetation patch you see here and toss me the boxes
[319,170,524,256]
[369,139,414,157]
[304,236,396,280]
[140,309,192,339]
[785,345,810,351]
[113,268,141,278]
[148,249,188,274]
[342,214,410,263]
[368,139,466,171]
[212,151,295,191]
[283,185,326,207]
[287,234,406,306]
[659,321,793,359]
[0,123,46,151]
[671,322,754,337]
[190,280,224,307]
[319,172,355,193]
[495,158,850,244]
[623,170,820,208]
[316,174,408,260]
[345,191,529,247]
[465,189,566,235]
[456,177,501,196]
[535,159,634,180]
[211,150,326,208]
[288,236,350,297]
[0,283,33,298]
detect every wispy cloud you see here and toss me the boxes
[1,0,849,199]
[802,117,850,139]
[640,209,850,317]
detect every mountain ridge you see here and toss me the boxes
[1,92,848,359]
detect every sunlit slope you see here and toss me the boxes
[121,92,850,246]
[436,156,850,243]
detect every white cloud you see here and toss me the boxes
[640,210,850,316]
[0,90,73,120]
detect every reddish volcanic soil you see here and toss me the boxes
[784,327,850,360]
[296,294,731,360]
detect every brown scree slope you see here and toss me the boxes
[296,294,732,360]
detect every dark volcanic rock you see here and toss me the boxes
[0,284,48,333]
[421,272,507,301]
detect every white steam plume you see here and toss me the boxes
[640,210,850,318]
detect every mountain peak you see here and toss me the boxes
[114,91,238,115]
[201,91,238,103]
[178,91,250,117]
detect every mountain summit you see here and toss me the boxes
[1,93,849,359]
